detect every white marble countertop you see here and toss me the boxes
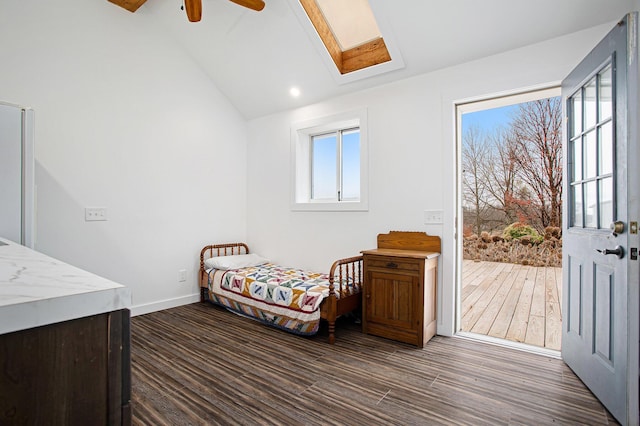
[0,238,132,334]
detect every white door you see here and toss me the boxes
[561,12,639,426]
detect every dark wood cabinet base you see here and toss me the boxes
[0,309,131,425]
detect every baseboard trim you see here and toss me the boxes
[130,294,200,317]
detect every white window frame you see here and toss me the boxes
[291,109,369,211]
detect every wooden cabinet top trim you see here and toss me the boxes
[376,231,441,253]
[363,231,442,253]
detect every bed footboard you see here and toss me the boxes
[323,255,364,344]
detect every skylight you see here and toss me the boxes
[299,0,392,75]
[315,0,381,50]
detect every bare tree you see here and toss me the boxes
[484,128,519,224]
[462,125,492,235]
[510,98,563,229]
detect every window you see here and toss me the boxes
[311,128,360,201]
[291,109,368,211]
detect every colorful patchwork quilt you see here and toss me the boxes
[206,263,350,335]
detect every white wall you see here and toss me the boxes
[0,0,248,314]
[247,23,616,335]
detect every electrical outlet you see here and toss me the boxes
[85,207,107,221]
[178,269,187,282]
[424,210,444,224]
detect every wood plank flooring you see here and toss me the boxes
[131,303,617,425]
[462,260,562,351]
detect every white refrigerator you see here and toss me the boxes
[0,103,35,248]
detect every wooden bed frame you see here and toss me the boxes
[198,243,363,344]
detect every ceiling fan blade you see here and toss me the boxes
[184,0,202,22]
[228,0,265,12]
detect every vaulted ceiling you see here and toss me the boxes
[110,0,634,119]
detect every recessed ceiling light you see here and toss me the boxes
[289,87,301,97]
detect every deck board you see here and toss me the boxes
[461,262,512,328]
[488,267,528,339]
[472,269,518,335]
[462,260,562,351]
[505,267,536,344]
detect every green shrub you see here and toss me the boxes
[503,222,543,244]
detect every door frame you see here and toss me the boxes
[453,86,562,355]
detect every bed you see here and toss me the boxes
[199,243,363,344]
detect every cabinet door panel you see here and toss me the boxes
[367,271,416,330]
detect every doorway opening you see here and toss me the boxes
[456,87,562,354]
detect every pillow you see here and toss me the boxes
[204,253,269,270]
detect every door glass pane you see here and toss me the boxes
[584,130,597,179]
[571,138,582,182]
[599,121,613,175]
[599,65,612,121]
[572,184,583,227]
[584,78,597,129]
[599,177,613,229]
[584,181,597,228]
[311,133,337,200]
[571,91,583,137]
[341,129,361,200]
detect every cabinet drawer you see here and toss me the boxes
[365,257,422,272]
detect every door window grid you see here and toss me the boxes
[569,61,614,229]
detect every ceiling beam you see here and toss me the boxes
[108,0,148,13]
[299,0,343,72]
[341,38,391,74]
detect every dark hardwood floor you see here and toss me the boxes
[131,303,618,425]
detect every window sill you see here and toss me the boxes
[291,201,369,212]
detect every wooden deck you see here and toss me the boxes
[461,260,562,351]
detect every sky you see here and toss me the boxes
[461,104,519,136]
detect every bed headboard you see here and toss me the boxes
[198,243,249,290]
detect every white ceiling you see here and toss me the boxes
[137,0,634,120]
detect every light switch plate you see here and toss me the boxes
[85,207,107,221]
[424,210,444,224]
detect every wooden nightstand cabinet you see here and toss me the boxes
[361,232,441,347]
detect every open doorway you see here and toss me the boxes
[456,87,562,353]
